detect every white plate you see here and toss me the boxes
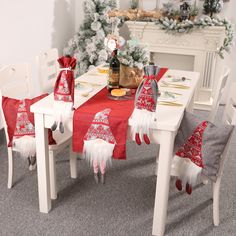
[75,82,93,94]
[76,75,107,86]
[158,91,177,102]
[163,76,190,86]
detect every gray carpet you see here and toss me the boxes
[0,108,235,236]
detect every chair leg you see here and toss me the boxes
[155,146,160,176]
[49,151,57,200]
[201,175,209,185]
[69,144,77,179]
[7,147,13,189]
[213,178,221,226]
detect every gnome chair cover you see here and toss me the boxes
[52,56,77,133]
[173,112,233,195]
[83,108,116,171]
[2,94,56,159]
[131,65,160,145]
[12,99,36,158]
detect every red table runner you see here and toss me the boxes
[73,68,168,159]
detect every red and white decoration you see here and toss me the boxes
[54,74,72,102]
[83,108,116,174]
[131,65,159,145]
[173,121,208,194]
[52,56,76,133]
[104,34,125,52]
[12,99,36,159]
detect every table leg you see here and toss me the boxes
[70,145,78,179]
[152,130,175,236]
[186,94,194,113]
[35,113,51,213]
[155,147,160,176]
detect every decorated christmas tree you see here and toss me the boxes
[64,0,120,75]
[203,0,223,18]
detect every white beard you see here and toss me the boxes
[83,139,115,167]
[53,100,73,130]
[130,108,156,142]
[13,135,36,159]
[172,155,202,187]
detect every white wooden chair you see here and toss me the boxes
[0,63,32,189]
[36,49,77,200]
[0,63,77,200]
[208,67,230,123]
[211,82,236,226]
[171,82,236,226]
[36,48,59,93]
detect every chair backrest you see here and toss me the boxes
[36,48,59,93]
[0,91,9,144]
[216,82,236,179]
[0,63,31,98]
[222,82,236,126]
[0,63,32,144]
[208,67,230,123]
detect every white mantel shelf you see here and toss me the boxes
[126,21,226,110]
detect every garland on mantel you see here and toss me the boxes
[157,16,234,58]
[108,9,234,58]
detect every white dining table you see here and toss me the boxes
[30,68,199,236]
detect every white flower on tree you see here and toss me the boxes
[84,0,96,13]
[94,13,100,21]
[98,49,108,62]
[95,29,106,41]
[89,54,98,63]
[91,21,102,31]
[80,61,89,75]
[86,43,97,54]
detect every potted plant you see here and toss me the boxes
[118,40,149,88]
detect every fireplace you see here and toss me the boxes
[126,21,226,110]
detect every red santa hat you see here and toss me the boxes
[52,56,77,133]
[12,99,36,159]
[131,65,160,145]
[173,121,208,194]
[83,108,116,167]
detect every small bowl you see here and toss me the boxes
[97,66,109,74]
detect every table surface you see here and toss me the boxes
[31,68,200,132]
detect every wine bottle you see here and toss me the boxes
[107,49,120,92]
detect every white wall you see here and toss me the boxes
[0,0,76,129]
[0,0,76,95]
